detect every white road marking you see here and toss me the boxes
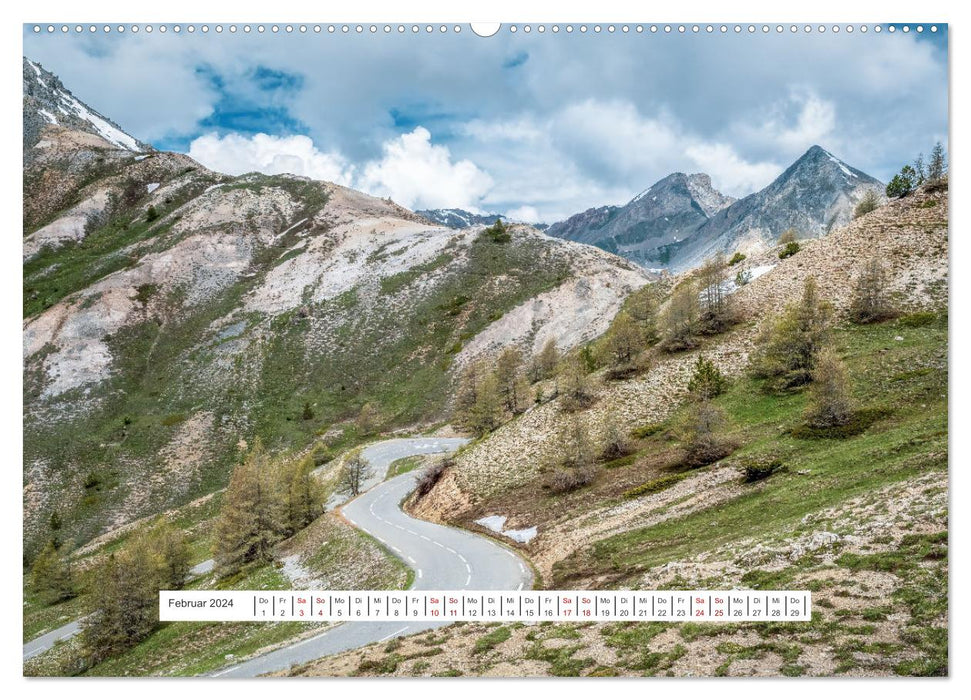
[420,535,431,541]
[433,541,445,548]
[465,563,471,573]
[457,554,467,563]
[407,556,416,564]
[465,574,471,586]
[518,563,525,573]
[417,569,423,579]
[446,547,456,554]
[517,582,524,591]
[378,626,409,643]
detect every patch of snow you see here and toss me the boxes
[61,91,141,151]
[146,182,160,194]
[504,526,538,543]
[204,183,224,193]
[475,515,507,533]
[748,264,776,281]
[475,514,536,543]
[37,108,57,124]
[826,152,858,179]
[134,154,149,161]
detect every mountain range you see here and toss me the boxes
[21,57,648,551]
[548,146,884,270]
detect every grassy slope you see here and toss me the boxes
[552,312,947,586]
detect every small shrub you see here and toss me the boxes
[728,252,746,266]
[482,219,511,243]
[849,258,896,324]
[740,456,786,483]
[791,407,892,439]
[687,356,729,400]
[631,423,664,439]
[675,400,736,469]
[543,465,598,494]
[803,348,854,429]
[898,311,937,328]
[854,190,880,219]
[778,241,801,259]
[623,471,691,498]
[145,205,159,222]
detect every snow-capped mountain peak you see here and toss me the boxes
[23,57,147,153]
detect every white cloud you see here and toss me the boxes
[505,205,541,223]
[187,127,493,213]
[187,133,353,184]
[357,127,493,211]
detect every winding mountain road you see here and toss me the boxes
[212,437,532,677]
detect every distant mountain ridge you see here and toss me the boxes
[547,172,735,266]
[416,209,507,229]
[548,146,884,271]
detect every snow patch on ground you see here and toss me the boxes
[146,182,160,193]
[475,514,537,543]
[475,515,507,533]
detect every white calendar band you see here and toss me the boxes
[160,590,811,622]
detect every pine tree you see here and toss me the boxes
[687,356,729,400]
[213,439,284,571]
[281,454,322,535]
[849,258,895,324]
[677,399,733,468]
[30,541,75,604]
[928,142,947,183]
[338,449,375,497]
[854,189,880,219]
[151,520,192,590]
[913,153,926,184]
[468,370,502,435]
[751,277,832,392]
[558,355,596,412]
[696,254,734,334]
[83,539,160,663]
[605,311,644,378]
[804,348,854,428]
[530,338,561,383]
[495,346,527,414]
[660,282,700,352]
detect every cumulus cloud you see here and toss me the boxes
[187,127,494,213]
[187,133,353,184]
[357,127,493,211]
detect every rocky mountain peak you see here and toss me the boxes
[23,56,148,153]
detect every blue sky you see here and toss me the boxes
[24,24,948,222]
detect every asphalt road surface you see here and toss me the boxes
[212,437,532,677]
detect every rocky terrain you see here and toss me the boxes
[549,147,883,271]
[22,58,648,555]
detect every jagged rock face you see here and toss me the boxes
[23,57,148,154]
[416,208,506,229]
[549,147,884,272]
[547,173,735,267]
[22,58,649,551]
[673,145,885,270]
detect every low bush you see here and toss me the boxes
[631,423,664,439]
[790,407,892,440]
[728,252,746,266]
[543,465,598,494]
[739,456,786,483]
[623,471,692,499]
[778,241,801,259]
